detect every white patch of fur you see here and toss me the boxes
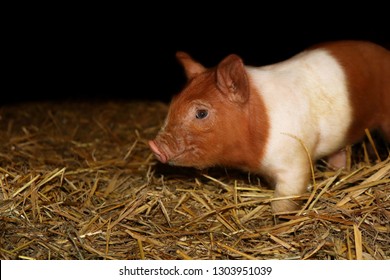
[246,49,352,207]
[248,49,351,165]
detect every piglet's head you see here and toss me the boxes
[149,52,263,170]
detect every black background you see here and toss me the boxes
[5,6,390,104]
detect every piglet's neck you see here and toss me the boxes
[221,84,269,172]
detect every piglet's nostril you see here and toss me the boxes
[148,140,168,163]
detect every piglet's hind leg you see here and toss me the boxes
[326,149,347,170]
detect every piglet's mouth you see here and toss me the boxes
[148,140,168,163]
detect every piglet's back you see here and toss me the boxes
[320,41,390,143]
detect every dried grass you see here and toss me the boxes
[0,101,389,260]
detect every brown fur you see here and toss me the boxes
[149,54,269,172]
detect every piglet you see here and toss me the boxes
[149,41,390,213]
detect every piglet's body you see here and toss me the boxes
[149,41,390,213]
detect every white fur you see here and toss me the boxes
[246,49,351,211]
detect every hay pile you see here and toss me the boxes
[0,101,389,260]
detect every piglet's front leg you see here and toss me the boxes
[270,160,311,214]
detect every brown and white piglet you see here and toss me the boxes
[149,41,390,213]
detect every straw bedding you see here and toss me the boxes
[0,101,389,260]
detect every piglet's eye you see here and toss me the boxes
[195,109,208,119]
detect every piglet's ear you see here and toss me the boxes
[176,51,206,79]
[216,54,249,104]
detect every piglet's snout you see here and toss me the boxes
[148,140,168,163]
